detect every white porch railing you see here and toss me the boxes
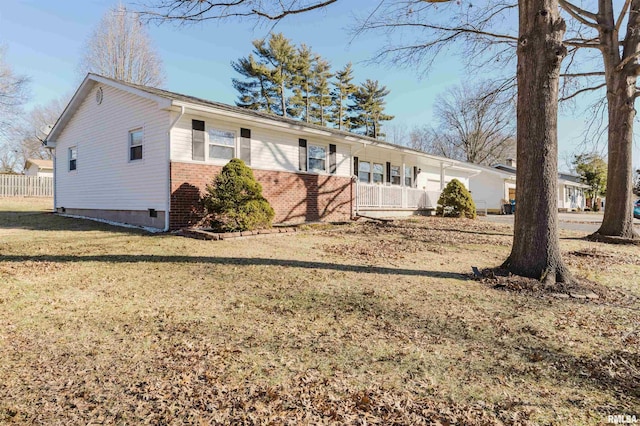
[356,182,440,210]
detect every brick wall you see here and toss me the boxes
[170,162,353,230]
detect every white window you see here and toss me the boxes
[129,129,143,161]
[358,161,371,183]
[68,147,77,171]
[404,165,413,187]
[390,165,401,185]
[373,163,384,183]
[308,144,326,172]
[208,128,235,160]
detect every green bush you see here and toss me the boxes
[202,158,275,231]
[436,179,476,219]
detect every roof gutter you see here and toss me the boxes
[164,105,185,232]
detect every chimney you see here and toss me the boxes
[505,158,517,168]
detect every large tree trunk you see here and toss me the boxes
[503,0,571,285]
[594,0,640,239]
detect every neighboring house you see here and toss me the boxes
[24,159,53,177]
[469,160,589,213]
[45,74,481,231]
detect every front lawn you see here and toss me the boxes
[0,199,638,424]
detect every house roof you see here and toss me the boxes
[25,158,53,170]
[45,74,482,173]
[480,163,589,188]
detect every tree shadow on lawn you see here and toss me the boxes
[0,254,467,279]
[0,211,149,234]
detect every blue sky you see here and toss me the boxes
[1,0,636,171]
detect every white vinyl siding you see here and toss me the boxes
[54,84,169,211]
[170,113,351,176]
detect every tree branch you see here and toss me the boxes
[559,0,599,28]
[559,83,607,102]
[560,72,606,77]
[616,0,632,34]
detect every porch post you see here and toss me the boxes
[401,156,407,208]
[440,162,446,190]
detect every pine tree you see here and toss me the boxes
[253,33,297,117]
[330,63,356,130]
[290,44,315,122]
[310,58,332,126]
[350,79,394,139]
[231,54,275,112]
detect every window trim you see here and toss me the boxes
[404,165,413,187]
[68,146,77,172]
[390,165,401,185]
[358,161,371,183]
[128,128,144,162]
[207,126,236,162]
[373,163,384,184]
[307,143,328,173]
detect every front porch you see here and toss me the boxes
[354,181,441,217]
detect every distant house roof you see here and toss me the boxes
[476,163,590,188]
[25,158,53,170]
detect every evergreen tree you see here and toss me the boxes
[310,57,332,126]
[350,79,394,139]
[330,63,356,130]
[253,33,297,117]
[231,54,275,112]
[290,44,316,122]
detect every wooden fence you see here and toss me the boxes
[0,175,53,197]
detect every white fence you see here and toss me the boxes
[0,175,54,197]
[356,182,440,210]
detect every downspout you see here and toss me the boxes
[165,105,185,231]
[44,140,56,212]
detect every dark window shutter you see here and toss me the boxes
[353,156,359,176]
[192,119,205,161]
[299,139,307,171]
[329,144,337,174]
[413,166,418,187]
[386,162,391,183]
[240,128,251,165]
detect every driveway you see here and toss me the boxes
[479,212,640,233]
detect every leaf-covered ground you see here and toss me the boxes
[1,199,639,425]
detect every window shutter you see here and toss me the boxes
[240,128,251,165]
[192,120,205,161]
[386,162,391,183]
[413,166,418,188]
[299,139,307,171]
[329,144,337,174]
[353,156,359,177]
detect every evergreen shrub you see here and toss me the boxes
[436,179,477,219]
[203,158,275,231]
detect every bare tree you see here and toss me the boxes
[554,0,640,240]
[430,81,516,165]
[0,46,29,173]
[80,4,165,87]
[504,0,570,284]
[12,97,67,168]
[142,0,573,284]
[0,46,29,139]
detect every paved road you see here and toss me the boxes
[479,212,640,234]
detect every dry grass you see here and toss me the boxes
[0,198,639,425]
